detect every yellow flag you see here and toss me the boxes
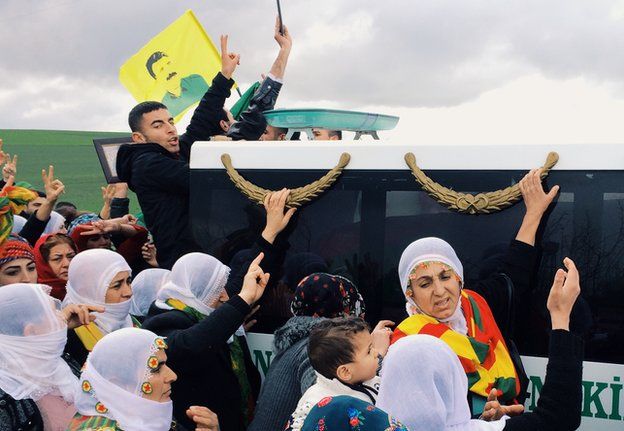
[119,10,225,122]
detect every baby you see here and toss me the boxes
[285,317,392,431]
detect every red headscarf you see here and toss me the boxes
[34,234,74,300]
[0,235,35,267]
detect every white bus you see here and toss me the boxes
[190,139,624,431]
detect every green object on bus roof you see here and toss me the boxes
[230,82,261,121]
[263,108,399,132]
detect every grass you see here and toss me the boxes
[0,129,141,214]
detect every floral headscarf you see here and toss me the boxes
[291,273,365,319]
[300,395,408,431]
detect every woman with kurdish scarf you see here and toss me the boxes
[67,327,219,431]
[142,251,271,431]
[378,258,583,431]
[0,235,38,286]
[0,283,103,431]
[63,248,140,365]
[34,233,78,300]
[392,169,559,416]
[0,179,40,286]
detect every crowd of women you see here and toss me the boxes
[0,139,584,431]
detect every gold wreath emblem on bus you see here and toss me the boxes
[404,152,559,214]
[221,153,351,208]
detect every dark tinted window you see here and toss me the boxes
[191,168,624,364]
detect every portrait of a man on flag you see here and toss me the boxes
[119,9,224,122]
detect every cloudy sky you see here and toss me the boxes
[1,0,623,144]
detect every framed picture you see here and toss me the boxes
[93,137,132,183]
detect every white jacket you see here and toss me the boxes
[286,372,380,431]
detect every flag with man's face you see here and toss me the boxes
[119,9,224,122]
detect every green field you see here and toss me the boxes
[0,129,141,214]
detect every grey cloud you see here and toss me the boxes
[0,0,623,130]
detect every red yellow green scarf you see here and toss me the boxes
[391,289,520,401]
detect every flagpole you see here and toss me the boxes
[236,87,243,97]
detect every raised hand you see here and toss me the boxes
[102,184,115,204]
[519,168,559,218]
[481,388,525,421]
[60,303,105,329]
[547,258,581,331]
[262,188,297,244]
[220,34,240,80]
[42,165,65,203]
[187,405,219,431]
[238,253,270,305]
[515,168,560,246]
[371,320,395,357]
[274,16,292,51]
[2,154,17,182]
[142,242,158,267]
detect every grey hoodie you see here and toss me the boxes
[248,316,325,431]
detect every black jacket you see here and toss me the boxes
[227,76,282,141]
[142,295,261,431]
[116,72,235,269]
[116,143,198,269]
[503,330,583,431]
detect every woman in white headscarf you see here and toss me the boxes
[63,248,137,365]
[379,258,583,431]
[66,327,219,431]
[0,283,101,431]
[129,268,170,319]
[143,252,271,431]
[391,169,559,415]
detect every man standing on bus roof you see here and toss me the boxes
[116,20,293,269]
[115,35,242,269]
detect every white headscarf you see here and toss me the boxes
[0,283,77,402]
[129,268,170,316]
[378,335,506,431]
[43,211,66,235]
[398,237,467,334]
[74,328,173,431]
[156,252,230,316]
[11,215,27,234]
[64,249,133,334]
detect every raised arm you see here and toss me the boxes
[498,259,583,431]
[268,17,292,81]
[179,34,238,153]
[516,168,559,246]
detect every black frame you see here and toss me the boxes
[93,136,132,183]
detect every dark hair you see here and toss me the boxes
[55,205,77,226]
[40,234,77,263]
[145,51,168,79]
[328,130,342,140]
[217,108,229,124]
[55,201,77,210]
[128,101,168,132]
[34,190,46,198]
[308,317,370,380]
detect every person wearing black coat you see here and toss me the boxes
[142,251,271,431]
[142,189,295,431]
